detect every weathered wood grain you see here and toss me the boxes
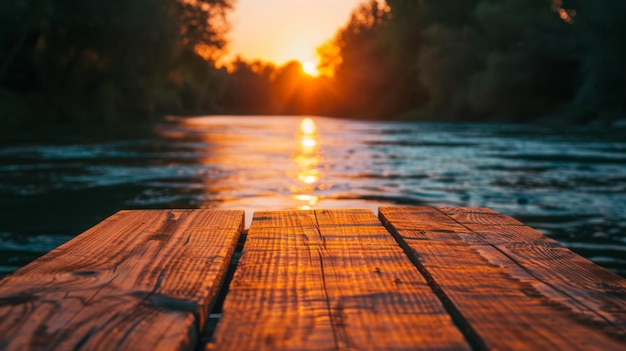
[207,209,470,351]
[0,209,244,351]
[380,206,626,351]
[438,207,626,333]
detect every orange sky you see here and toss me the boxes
[223,0,366,66]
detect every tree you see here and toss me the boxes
[319,0,394,118]
[566,0,626,123]
[222,58,277,114]
[414,0,580,121]
[0,0,233,124]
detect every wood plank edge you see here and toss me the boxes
[197,215,246,347]
[380,206,626,340]
[433,207,626,334]
[378,207,490,351]
[201,210,245,325]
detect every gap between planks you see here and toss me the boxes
[379,206,626,350]
[0,209,245,351]
[207,207,626,350]
[1,207,624,351]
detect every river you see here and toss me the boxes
[1,116,625,277]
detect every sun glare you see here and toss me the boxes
[300,118,316,134]
[302,61,319,76]
[292,117,322,210]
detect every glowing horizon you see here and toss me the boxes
[222,0,366,67]
[302,61,320,76]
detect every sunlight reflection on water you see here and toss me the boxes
[173,116,384,224]
[0,115,625,276]
[292,118,321,210]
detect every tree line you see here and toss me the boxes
[321,0,626,124]
[1,0,625,126]
[1,0,233,125]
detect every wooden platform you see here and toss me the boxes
[0,207,624,350]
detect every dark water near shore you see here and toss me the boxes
[1,116,625,277]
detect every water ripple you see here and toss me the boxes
[0,116,625,277]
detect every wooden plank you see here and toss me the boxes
[438,207,626,333]
[0,209,244,351]
[207,209,470,351]
[380,206,626,351]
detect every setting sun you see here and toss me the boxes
[302,61,320,76]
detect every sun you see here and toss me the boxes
[301,61,319,76]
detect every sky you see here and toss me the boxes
[222,0,366,66]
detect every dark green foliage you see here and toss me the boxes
[0,0,231,125]
[317,0,625,124]
[2,0,625,125]
[221,58,276,114]
[566,0,626,123]
[323,0,399,118]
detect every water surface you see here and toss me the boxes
[1,116,625,276]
